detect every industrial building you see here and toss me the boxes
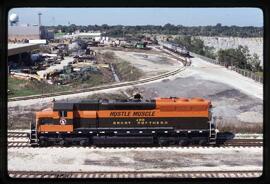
[8,13,54,43]
[8,25,40,42]
[63,32,102,41]
[8,25,54,43]
[8,43,41,69]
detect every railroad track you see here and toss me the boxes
[7,139,263,149]
[7,132,263,148]
[8,132,29,137]
[8,170,262,178]
[8,59,187,102]
[7,131,29,148]
[223,139,263,147]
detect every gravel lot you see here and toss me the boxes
[113,50,179,76]
[8,147,262,172]
[129,53,263,128]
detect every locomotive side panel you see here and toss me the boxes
[74,111,97,129]
[97,98,210,130]
[97,116,209,129]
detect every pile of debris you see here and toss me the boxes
[53,65,99,85]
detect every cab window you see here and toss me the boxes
[59,111,67,117]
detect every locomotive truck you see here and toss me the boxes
[29,96,232,147]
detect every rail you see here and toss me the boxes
[8,170,262,178]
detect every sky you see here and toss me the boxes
[8,8,263,27]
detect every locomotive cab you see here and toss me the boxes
[36,102,74,133]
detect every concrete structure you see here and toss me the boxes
[8,43,41,73]
[8,25,40,42]
[29,39,47,44]
[8,43,40,57]
[8,25,54,43]
[63,32,102,40]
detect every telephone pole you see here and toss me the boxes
[38,13,42,26]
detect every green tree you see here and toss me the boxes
[217,45,258,70]
[249,53,262,72]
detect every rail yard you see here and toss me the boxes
[7,9,263,179]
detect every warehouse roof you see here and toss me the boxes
[8,43,40,56]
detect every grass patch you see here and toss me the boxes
[255,71,263,77]
[71,72,113,88]
[8,69,114,98]
[113,60,143,81]
[102,51,143,81]
[8,77,71,98]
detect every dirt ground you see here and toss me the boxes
[103,50,179,77]
[8,147,262,172]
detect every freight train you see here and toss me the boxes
[29,96,233,147]
[160,41,191,57]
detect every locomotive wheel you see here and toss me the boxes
[158,139,169,146]
[59,140,66,146]
[199,139,208,146]
[79,140,87,146]
[39,140,48,147]
[179,139,189,146]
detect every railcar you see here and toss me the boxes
[160,41,190,57]
[29,97,218,147]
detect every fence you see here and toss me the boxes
[231,67,263,83]
[190,52,263,84]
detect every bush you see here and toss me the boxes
[217,45,263,72]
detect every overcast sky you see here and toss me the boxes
[9,8,263,27]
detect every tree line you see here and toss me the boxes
[172,35,262,72]
[46,23,263,38]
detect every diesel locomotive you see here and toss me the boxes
[29,96,222,147]
[160,41,191,57]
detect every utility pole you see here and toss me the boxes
[38,13,42,39]
[38,13,42,26]
[122,26,125,40]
